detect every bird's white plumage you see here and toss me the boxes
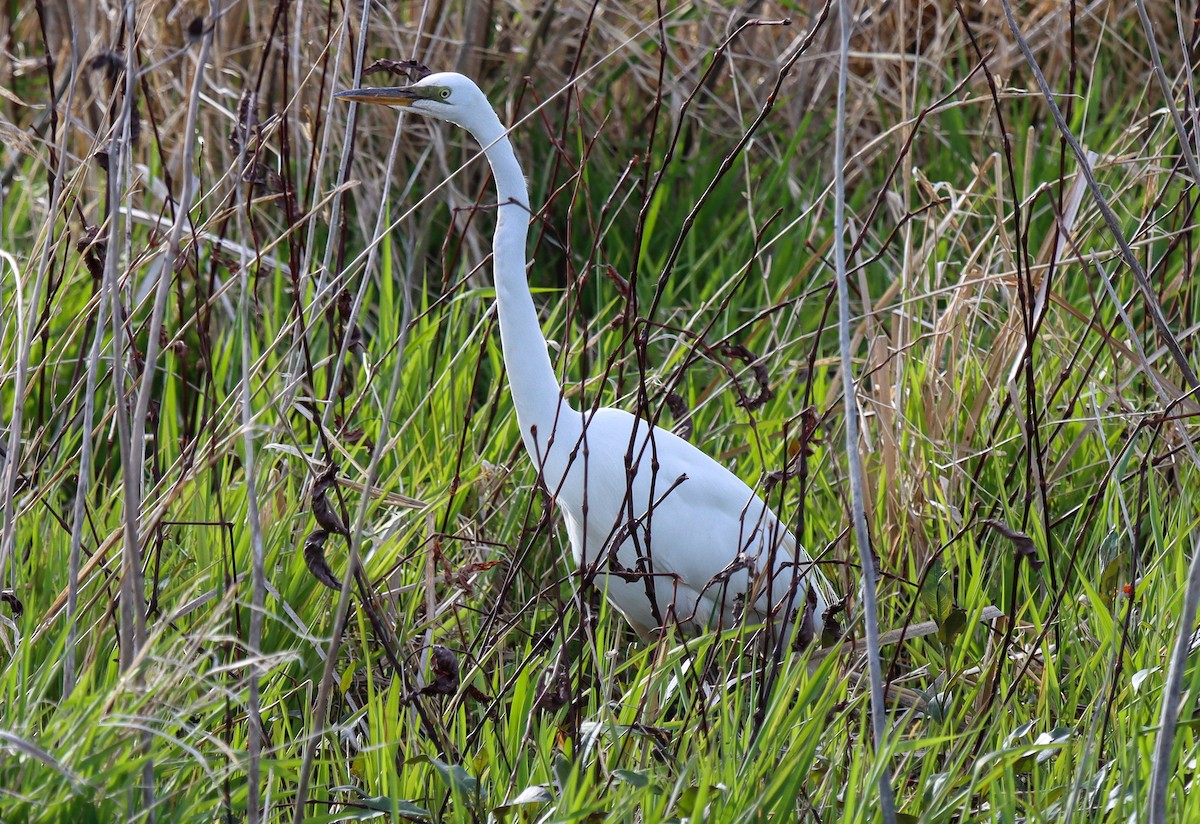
[548,406,832,638]
[358,72,835,639]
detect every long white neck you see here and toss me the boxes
[468,111,573,462]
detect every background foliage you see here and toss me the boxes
[2,0,1200,820]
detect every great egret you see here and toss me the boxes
[338,72,836,641]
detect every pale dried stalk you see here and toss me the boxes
[833,0,895,821]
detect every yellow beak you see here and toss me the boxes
[333,87,420,107]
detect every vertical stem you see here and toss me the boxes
[108,1,147,681]
[206,5,270,818]
[239,166,268,824]
[1133,0,1200,185]
[833,1,895,821]
[57,10,88,700]
[65,292,107,698]
[1147,538,1200,824]
[103,1,154,817]
[0,0,67,594]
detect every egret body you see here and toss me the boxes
[338,73,835,640]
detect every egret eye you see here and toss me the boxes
[439,88,451,100]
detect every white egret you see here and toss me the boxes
[338,73,836,641]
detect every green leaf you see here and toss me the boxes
[1031,726,1073,764]
[553,753,574,793]
[918,557,943,617]
[613,769,651,789]
[937,606,968,649]
[493,785,553,822]
[924,690,952,723]
[325,787,431,820]
[1132,667,1160,693]
[1098,553,1125,604]
[918,557,955,625]
[405,755,479,798]
[676,784,724,814]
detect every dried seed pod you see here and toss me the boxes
[76,226,107,281]
[982,519,1043,570]
[345,323,366,357]
[88,51,125,84]
[718,342,774,411]
[533,667,571,713]
[665,391,693,440]
[765,408,822,492]
[793,585,818,650]
[820,597,848,648]
[303,529,341,590]
[0,589,23,618]
[426,645,460,695]
[363,59,434,82]
[311,467,348,536]
[185,16,207,41]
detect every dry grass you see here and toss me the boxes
[3,1,1200,821]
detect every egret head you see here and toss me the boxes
[335,72,495,133]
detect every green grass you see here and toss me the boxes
[2,1,1200,821]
